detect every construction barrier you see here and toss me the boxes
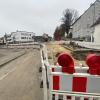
[52,66,89,73]
[41,45,100,100]
[51,72,100,94]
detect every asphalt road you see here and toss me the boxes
[0,49,43,100]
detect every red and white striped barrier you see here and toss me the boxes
[52,66,89,73]
[41,45,100,100]
[50,53,100,95]
[51,73,100,94]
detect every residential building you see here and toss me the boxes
[4,34,13,43]
[0,37,5,44]
[72,0,100,42]
[6,31,35,43]
[92,17,100,43]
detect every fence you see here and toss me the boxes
[49,71,100,99]
[40,44,100,100]
[6,42,40,49]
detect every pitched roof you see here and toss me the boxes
[72,0,100,26]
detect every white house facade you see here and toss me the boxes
[7,31,35,43]
[92,17,100,43]
[72,0,100,42]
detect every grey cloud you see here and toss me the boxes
[0,0,96,36]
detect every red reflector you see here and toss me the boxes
[89,69,97,75]
[86,54,100,69]
[57,53,74,68]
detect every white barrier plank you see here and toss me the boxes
[80,96,84,100]
[55,94,59,100]
[89,97,93,100]
[63,95,66,100]
[72,96,75,100]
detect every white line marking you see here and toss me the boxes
[0,67,16,81]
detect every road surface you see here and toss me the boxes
[0,49,43,100]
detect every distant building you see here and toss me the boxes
[6,31,35,43]
[34,34,52,42]
[0,37,5,44]
[5,34,13,43]
[72,0,100,42]
[34,36,44,42]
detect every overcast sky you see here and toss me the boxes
[0,0,96,37]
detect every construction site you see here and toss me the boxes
[0,41,99,100]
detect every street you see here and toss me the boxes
[0,49,43,100]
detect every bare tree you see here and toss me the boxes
[62,9,79,36]
[59,24,66,37]
[54,26,61,41]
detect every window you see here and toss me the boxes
[21,37,24,39]
[21,37,26,39]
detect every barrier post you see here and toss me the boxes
[40,49,48,100]
[72,96,75,100]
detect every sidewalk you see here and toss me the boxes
[0,50,26,67]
